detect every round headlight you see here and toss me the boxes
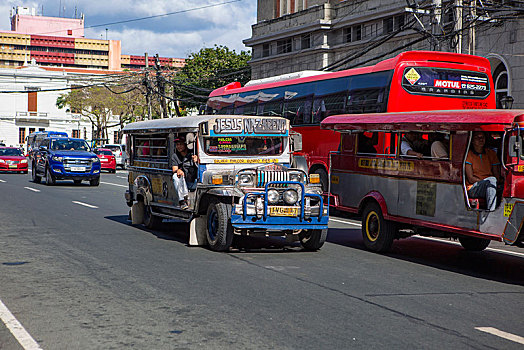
[238,174,252,186]
[283,189,299,205]
[267,189,280,204]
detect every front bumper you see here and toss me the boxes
[0,163,28,172]
[49,162,100,179]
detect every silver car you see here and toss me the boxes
[103,144,126,169]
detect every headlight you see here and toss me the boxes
[289,173,302,182]
[237,173,253,186]
[92,157,100,162]
[0,159,5,163]
[52,156,63,162]
[21,159,28,164]
[267,189,280,204]
[283,189,299,205]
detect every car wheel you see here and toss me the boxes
[206,201,233,252]
[299,229,327,251]
[74,180,82,185]
[361,202,395,253]
[46,166,56,186]
[32,164,41,183]
[90,177,100,186]
[143,204,162,229]
[458,236,490,251]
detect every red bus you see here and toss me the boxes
[322,109,524,252]
[207,51,496,190]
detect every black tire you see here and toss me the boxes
[32,165,41,183]
[361,202,395,253]
[143,204,162,229]
[46,166,56,186]
[90,177,100,186]
[458,236,490,251]
[206,202,233,252]
[299,229,327,251]
[74,180,82,185]
[313,168,329,192]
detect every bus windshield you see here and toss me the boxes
[51,139,90,151]
[203,136,284,156]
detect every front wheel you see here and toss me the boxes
[32,164,41,183]
[206,202,233,252]
[90,177,100,186]
[458,236,490,251]
[299,229,327,251]
[46,166,56,186]
[361,202,395,253]
[74,180,82,185]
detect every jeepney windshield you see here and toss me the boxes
[203,136,284,156]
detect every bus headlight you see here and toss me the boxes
[267,189,280,204]
[238,174,253,186]
[283,189,299,205]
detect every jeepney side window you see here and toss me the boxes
[340,133,355,153]
[428,132,451,160]
[357,132,396,156]
[134,134,168,163]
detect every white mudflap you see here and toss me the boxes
[131,202,145,225]
[189,215,207,246]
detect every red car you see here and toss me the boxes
[0,147,28,173]
[94,148,116,173]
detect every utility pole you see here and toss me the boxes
[432,0,442,50]
[454,0,463,54]
[144,52,152,120]
[468,0,476,55]
[155,54,168,118]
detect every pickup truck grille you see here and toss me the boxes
[63,158,91,166]
[257,170,289,187]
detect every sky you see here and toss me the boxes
[0,0,257,59]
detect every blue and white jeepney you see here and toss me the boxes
[123,115,328,251]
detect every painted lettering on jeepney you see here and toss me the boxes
[504,203,514,217]
[358,158,414,171]
[214,158,279,164]
[151,177,163,195]
[331,175,339,184]
[213,118,286,134]
[416,181,437,217]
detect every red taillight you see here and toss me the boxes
[119,151,122,156]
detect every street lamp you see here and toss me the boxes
[501,95,514,109]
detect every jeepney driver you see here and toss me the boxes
[465,131,501,211]
[172,136,198,210]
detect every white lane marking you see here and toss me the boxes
[330,217,524,258]
[23,187,40,193]
[0,299,43,350]
[72,201,98,209]
[475,327,524,345]
[116,176,127,179]
[0,179,6,183]
[100,181,127,188]
[329,217,362,227]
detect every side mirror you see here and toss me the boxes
[508,135,522,158]
[290,131,302,152]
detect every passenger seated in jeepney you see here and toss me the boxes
[430,133,450,159]
[465,131,501,211]
[400,132,424,158]
[171,135,198,210]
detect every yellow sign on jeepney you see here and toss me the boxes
[214,158,279,164]
[504,203,514,217]
[358,158,414,171]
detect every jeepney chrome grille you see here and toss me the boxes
[257,170,288,187]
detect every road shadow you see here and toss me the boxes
[327,227,524,286]
[105,214,308,253]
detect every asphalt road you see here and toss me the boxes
[0,170,523,349]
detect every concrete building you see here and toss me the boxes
[1,6,185,71]
[244,0,524,109]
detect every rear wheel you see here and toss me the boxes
[299,229,327,251]
[32,164,41,183]
[143,204,162,229]
[206,202,233,252]
[361,202,395,253]
[458,236,490,251]
[46,166,56,186]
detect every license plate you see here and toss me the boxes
[9,165,17,168]
[101,158,108,162]
[504,203,514,217]
[71,167,85,172]
[269,206,299,217]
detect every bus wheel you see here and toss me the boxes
[313,168,329,192]
[458,236,490,251]
[361,202,395,253]
[206,202,233,252]
[299,229,327,251]
[143,204,162,229]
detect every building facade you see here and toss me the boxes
[244,0,524,108]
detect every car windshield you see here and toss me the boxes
[0,148,23,156]
[51,139,90,151]
[104,145,119,151]
[203,136,284,156]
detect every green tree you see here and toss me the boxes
[175,45,251,109]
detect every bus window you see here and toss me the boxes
[259,100,283,116]
[283,97,312,125]
[312,93,346,124]
[235,102,257,115]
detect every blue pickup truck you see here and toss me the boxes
[31,136,101,186]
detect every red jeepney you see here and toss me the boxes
[322,109,524,252]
